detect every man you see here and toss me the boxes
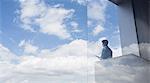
[100,40,112,59]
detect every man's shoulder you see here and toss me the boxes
[105,46,112,51]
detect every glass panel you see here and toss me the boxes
[87,0,121,83]
[94,0,150,83]
[0,0,87,83]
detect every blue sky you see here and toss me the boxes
[0,0,89,55]
[1,1,150,83]
[0,0,120,55]
[88,0,120,48]
[0,0,122,83]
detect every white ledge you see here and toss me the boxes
[95,54,150,83]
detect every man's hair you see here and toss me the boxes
[102,40,108,45]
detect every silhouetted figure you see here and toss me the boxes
[101,40,112,59]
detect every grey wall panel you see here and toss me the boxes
[117,0,140,56]
[133,0,150,61]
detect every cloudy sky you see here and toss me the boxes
[0,0,122,83]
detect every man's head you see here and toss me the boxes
[102,40,108,46]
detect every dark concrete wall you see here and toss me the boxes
[117,0,150,61]
[133,0,150,43]
[133,0,150,60]
[149,0,150,27]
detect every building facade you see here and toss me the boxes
[110,0,150,61]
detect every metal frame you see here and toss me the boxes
[109,0,122,5]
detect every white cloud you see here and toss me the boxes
[122,43,150,60]
[88,0,108,36]
[72,0,87,5]
[19,40,39,54]
[122,43,140,56]
[0,40,91,82]
[88,20,92,27]
[88,0,107,22]
[0,44,17,63]
[39,39,88,57]
[18,0,75,39]
[0,40,89,83]
[92,25,104,36]
[70,21,82,32]
[0,38,124,83]
[112,47,122,57]
[88,38,103,57]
